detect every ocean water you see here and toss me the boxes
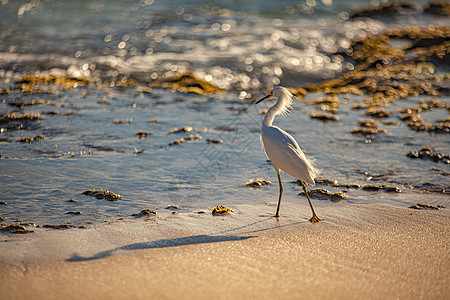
[0,0,448,226]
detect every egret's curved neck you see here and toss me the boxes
[262,102,282,128]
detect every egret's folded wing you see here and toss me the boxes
[261,126,318,185]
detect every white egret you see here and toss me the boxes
[256,86,321,222]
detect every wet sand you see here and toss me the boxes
[1,203,448,299]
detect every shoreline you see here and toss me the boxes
[1,203,448,299]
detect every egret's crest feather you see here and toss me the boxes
[272,86,295,116]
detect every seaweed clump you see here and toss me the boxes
[431,168,449,175]
[166,205,179,210]
[154,73,224,94]
[206,138,224,144]
[212,205,232,215]
[398,99,449,134]
[9,74,92,95]
[407,147,449,164]
[13,99,57,108]
[365,107,392,118]
[0,224,33,234]
[187,134,202,141]
[296,27,450,119]
[413,182,449,194]
[424,2,450,15]
[351,119,387,140]
[167,126,196,134]
[362,184,401,193]
[245,178,271,188]
[136,131,151,138]
[67,211,82,215]
[309,112,339,121]
[132,209,157,217]
[309,94,340,113]
[0,112,41,124]
[113,119,132,124]
[299,188,348,202]
[408,203,444,210]
[406,117,449,134]
[169,138,185,146]
[312,177,361,189]
[43,224,76,229]
[350,2,421,19]
[16,74,91,88]
[82,189,121,201]
[16,135,45,143]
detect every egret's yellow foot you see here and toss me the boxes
[309,215,321,222]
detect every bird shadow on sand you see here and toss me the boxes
[67,234,256,262]
[67,217,307,262]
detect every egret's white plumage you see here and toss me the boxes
[256,86,321,222]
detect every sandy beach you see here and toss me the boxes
[1,203,448,299]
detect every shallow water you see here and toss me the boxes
[1,86,448,225]
[1,0,448,93]
[0,0,449,226]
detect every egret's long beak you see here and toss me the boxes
[255,94,271,104]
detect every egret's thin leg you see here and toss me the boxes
[275,171,283,217]
[300,180,321,222]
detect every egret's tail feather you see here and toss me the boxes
[306,156,321,186]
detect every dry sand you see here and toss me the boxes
[0,203,449,299]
